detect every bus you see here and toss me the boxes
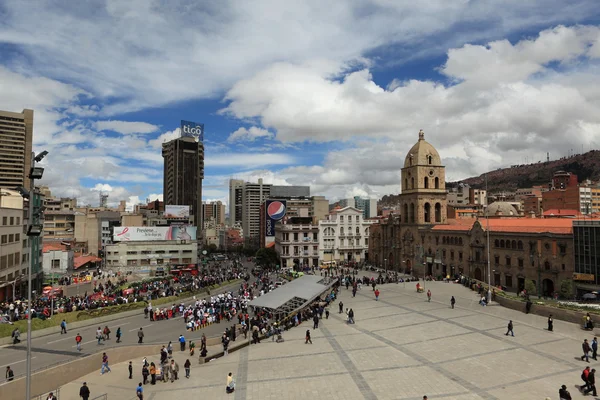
[320,261,337,269]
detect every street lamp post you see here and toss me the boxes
[24,150,48,400]
[384,258,387,274]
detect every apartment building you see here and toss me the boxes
[202,201,225,226]
[42,190,78,244]
[0,109,33,190]
[318,206,374,264]
[275,217,319,268]
[334,196,378,219]
[104,241,197,272]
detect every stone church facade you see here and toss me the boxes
[369,130,575,296]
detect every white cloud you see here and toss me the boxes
[205,153,296,168]
[94,120,160,135]
[227,127,274,142]
[0,1,595,113]
[149,128,181,149]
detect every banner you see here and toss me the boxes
[181,120,204,141]
[113,226,197,242]
[164,205,190,218]
[265,199,286,237]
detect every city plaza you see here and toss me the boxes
[55,280,592,400]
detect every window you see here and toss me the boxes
[459,251,463,261]
[500,240,505,248]
[356,227,360,234]
[435,203,441,223]
[2,217,6,225]
[428,155,432,164]
[518,258,524,267]
[505,256,511,267]
[442,250,446,258]
[494,255,500,265]
[424,177,429,189]
[15,233,19,242]
[52,259,60,269]
[517,241,523,250]
[495,239,499,247]
[562,263,566,270]
[0,255,6,270]
[450,251,454,260]
[559,244,567,256]
[16,217,20,225]
[476,251,481,261]
[1,235,6,244]
[424,203,431,223]
[8,234,13,243]
[544,261,551,270]
[169,250,179,254]
[411,177,414,189]
[7,254,13,267]
[9,217,14,225]
[505,275,513,288]
[435,177,440,189]
[340,216,344,223]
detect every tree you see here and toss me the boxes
[207,243,218,253]
[524,279,537,296]
[255,247,278,269]
[559,279,574,299]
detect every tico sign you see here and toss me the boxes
[181,120,204,141]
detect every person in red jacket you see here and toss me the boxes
[374,289,380,301]
[75,333,82,351]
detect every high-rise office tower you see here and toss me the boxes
[202,201,226,226]
[0,109,33,189]
[162,136,204,229]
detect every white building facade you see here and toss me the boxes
[42,249,74,274]
[318,207,374,264]
[104,241,197,272]
[274,223,319,268]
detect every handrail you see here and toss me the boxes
[31,387,59,400]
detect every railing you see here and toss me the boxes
[32,388,60,400]
[91,394,108,400]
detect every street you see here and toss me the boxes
[0,261,255,382]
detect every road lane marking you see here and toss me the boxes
[0,357,36,369]
[129,323,153,332]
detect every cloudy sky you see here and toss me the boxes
[1,1,600,210]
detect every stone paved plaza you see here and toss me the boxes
[57,281,599,399]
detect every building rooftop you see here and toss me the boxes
[431,217,598,234]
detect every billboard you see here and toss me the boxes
[164,205,190,219]
[181,120,204,141]
[113,226,197,242]
[265,199,287,238]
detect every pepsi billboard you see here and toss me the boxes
[181,120,204,141]
[265,199,287,237]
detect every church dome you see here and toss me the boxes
[404,130,442,168]
[485,202,519,216]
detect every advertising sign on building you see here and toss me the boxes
[265,199,287,238]
[113,226,197,242]
[180,120,204,141]
[164,205,190,218]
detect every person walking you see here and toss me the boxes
[184,359,191,379]
[101,352,111,374]
[179,334,186,351]
[127,361,133,379]
[559,384,572,400]
[313,314,319,329]
[338,301,343,314]
[226,372,235,394]
[138,327,144,344]
[136,382,144,400]
[582,339,591,363]
[103,325,111,340]
[96,327,103,345]
[79,382,90,400]
[593,337,598,361]
[505,320,514,337]
[547,314,553,332]
[116,327,122,343]
[374,288,380,301]
[60,319,67,334]
[451,296,456,309]
[427,289,432,302]
[6,366,14,382]
[75,333,83,351]
[582,366,591,392]
[305,329,312,344]
[222,334,230,356]
[584,368,597,396]
[169,359,179,382]
[325,309,330,319]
